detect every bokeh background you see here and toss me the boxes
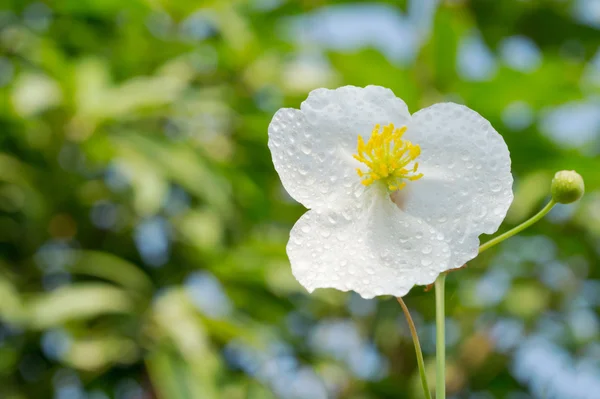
[1,0,600,398]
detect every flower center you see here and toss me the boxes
[353,123,423,191]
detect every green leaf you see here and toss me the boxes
[0,276,25,325]
[27,283,134,329]
[69,251,153,296]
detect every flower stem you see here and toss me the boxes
[435,273,446,399]
[400,201,557,398]
[478,199,556,254]
[396,297,432,399]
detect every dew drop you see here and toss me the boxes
[336,230,349,241]
[341,210,353,221]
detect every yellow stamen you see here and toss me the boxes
[353,123,423,191]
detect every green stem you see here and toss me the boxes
[435,274,446,399]
[397,297,432,399]
[425,200,557,398]
[478,199,556,254]
[401,200,557,398]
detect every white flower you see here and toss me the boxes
[268,85,513,298]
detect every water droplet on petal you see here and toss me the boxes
[300,142,312,154]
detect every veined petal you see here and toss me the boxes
[287,188,451,299]
[268,85,411,210]
[402,103,514,270]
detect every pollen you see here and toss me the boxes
[353,123,423,191]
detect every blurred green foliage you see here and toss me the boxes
[0,0,599,398]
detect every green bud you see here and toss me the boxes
[551,170,584,204]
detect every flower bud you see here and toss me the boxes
[551,170,584,204]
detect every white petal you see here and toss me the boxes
[287,188,450,299]
[268,85,411,210]
[402,103,514,269]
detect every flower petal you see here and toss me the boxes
[268,85,411,210]
[402,103,514,269]
[287,188,450,298]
